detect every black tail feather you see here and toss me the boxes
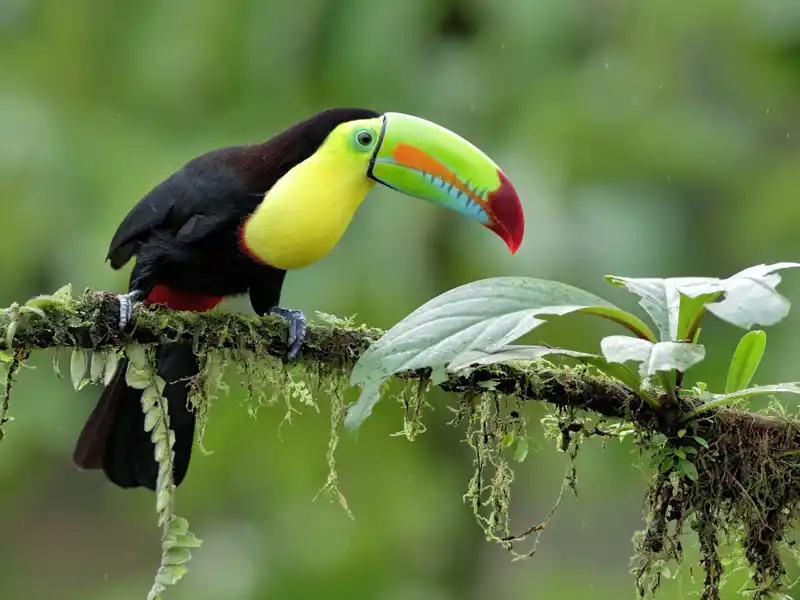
[73,344,199,491]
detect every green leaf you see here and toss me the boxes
[24,294,63,310]
[725,330,767,393]
[52,283,73,302]
[676,292,721,341]
[125,363,151,389]
[52,349,62,377]
[20,285,73,315]
[600,336,705,380]
[651,433,668,447]
[343,379,384,430]
[581,356,643,393]
[90,351,105,383]
[141,385,161,411]
[659,456,675,474]
[694,436,709,448]
[684,383,800,420]
[347,277,654,430]
[154,565,188,586]
[168,516,190,535]
[70,349,87,391]
[19,305,45,318]
[719,381,800,402]
[447,344,600,373]
[103,350,118,386]
[0,351,12,363]
[677,458,699,481]
[514,437,529,462]
[156,489,171,513]
[164,547,192,566]
[144,408,161,433]
[351,277,654,387]
[164,532,202,549]
[125,343,148,370]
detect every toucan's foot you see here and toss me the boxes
[117,290,144,330]
[269,307,307,361]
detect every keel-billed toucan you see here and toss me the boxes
[73,108,524,491]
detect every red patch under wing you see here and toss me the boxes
[146,284,223,312]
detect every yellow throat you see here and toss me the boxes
[241,125,377,270]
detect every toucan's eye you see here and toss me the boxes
[356,130,374,148]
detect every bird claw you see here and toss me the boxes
[117,290,144,331]
[268,307,307,361]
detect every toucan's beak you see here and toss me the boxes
[367,112,524,253]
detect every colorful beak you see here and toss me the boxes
[367,112,524,253]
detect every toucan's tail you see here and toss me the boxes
[73,344,198,491]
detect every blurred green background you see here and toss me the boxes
[3,0,800,598]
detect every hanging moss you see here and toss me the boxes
[632,407,800,600]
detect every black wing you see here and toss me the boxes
[106,146,265,269]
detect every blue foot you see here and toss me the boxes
[269,307,307,360]
[117,290,144,330]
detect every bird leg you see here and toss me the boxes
[268,307,307,360]
[117,290,145,330]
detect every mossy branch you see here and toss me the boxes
[1,290,798,447]
[5,288,800,600]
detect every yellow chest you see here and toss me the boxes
[241,153,374,270]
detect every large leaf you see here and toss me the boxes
[351,277,653,387]
[607,262,800,340]
[600,335,705,381]
[725,330,766,394]
[346,277,654,430]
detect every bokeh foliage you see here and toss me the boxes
[2,0,800,599]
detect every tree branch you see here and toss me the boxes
[1,290,799,450]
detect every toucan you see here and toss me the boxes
[73,108,525,491]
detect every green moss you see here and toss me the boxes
[0,347,26,442]
[392,378,432,441]
[632,409,800,600]
[454,392,521,553]
[313,370,353,519]
[188,349,229,454]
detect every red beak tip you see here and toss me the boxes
[488,169,524,256]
